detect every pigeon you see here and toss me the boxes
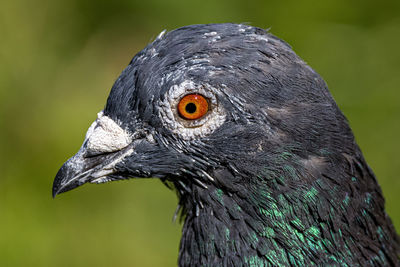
[53,23,400,266]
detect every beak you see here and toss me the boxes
[52,111,134,197]
[52,146,133,198]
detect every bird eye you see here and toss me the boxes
[178,94,209,120]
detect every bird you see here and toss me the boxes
[53,23,400,266]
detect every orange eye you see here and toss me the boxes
[178,94,209,120]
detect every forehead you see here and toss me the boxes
[133,24,269,92]
[104,24,295,123]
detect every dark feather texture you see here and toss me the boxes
[53,23,400,266]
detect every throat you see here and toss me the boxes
[177,185,282,267]
[178,192,259,266]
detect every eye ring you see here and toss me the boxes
[178,94,209,120]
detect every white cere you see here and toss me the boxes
[158,80,226,140]
[84,111,132,155]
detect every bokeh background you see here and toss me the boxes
[1,0,399,266]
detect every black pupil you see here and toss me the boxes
[185,102,197,114]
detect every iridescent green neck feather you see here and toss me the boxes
[176,150,399,266]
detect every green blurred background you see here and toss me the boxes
[1,0,399,266]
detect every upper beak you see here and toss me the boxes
[52,111,133,197]
[52,146,132,198]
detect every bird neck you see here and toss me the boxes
[178,183,266,266]
[178,181,332,266]
[176,156,399,266]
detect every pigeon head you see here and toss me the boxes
[53,23,348,194]
[53,24,399,266]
